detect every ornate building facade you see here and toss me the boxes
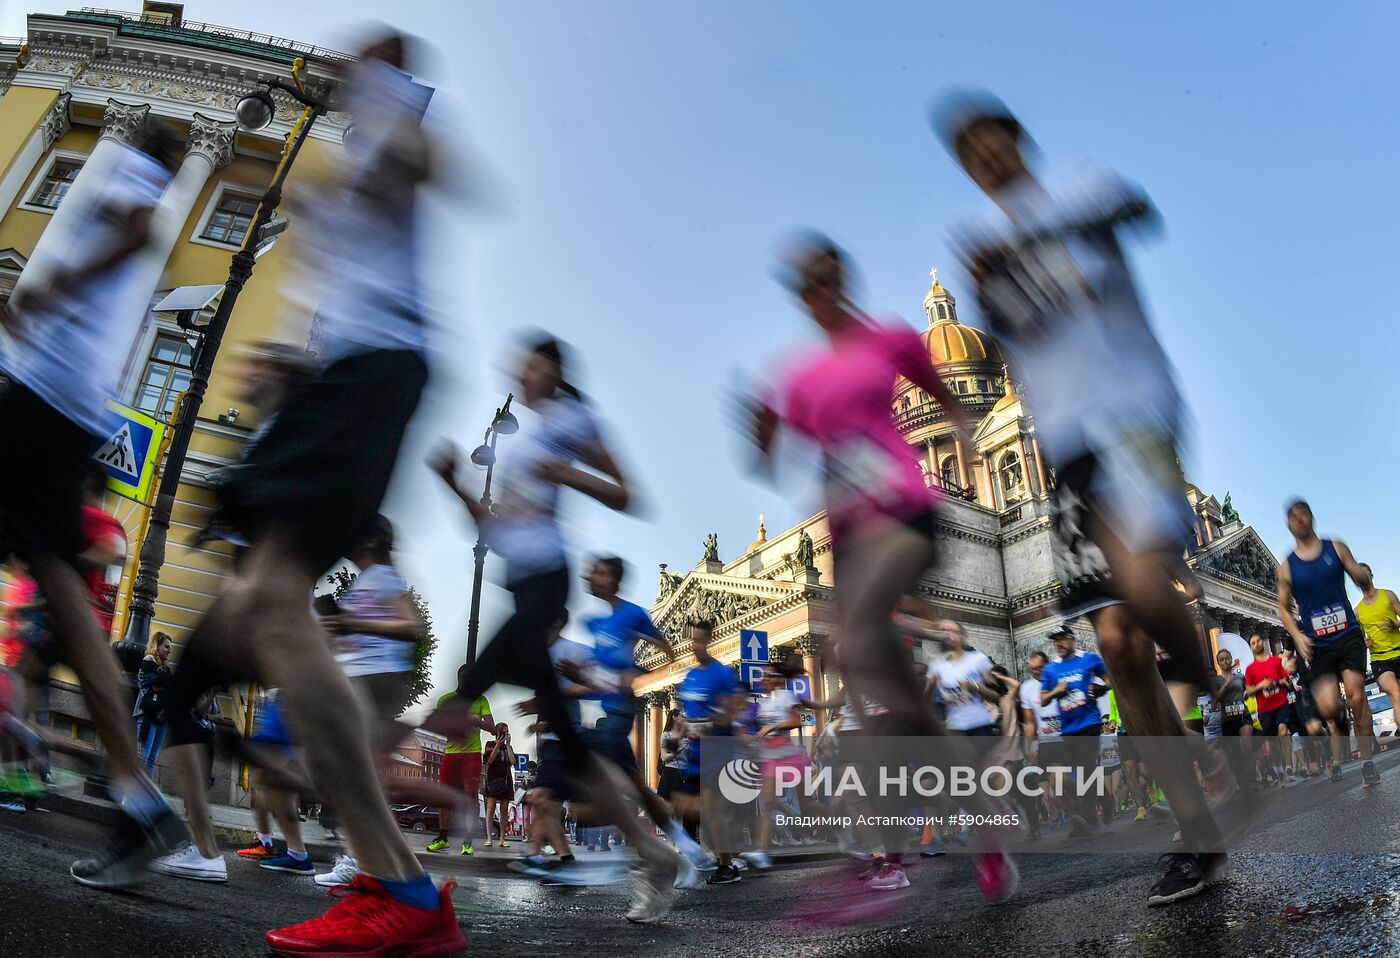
[629,270,1286,787]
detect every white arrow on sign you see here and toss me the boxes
[747,634,762,658]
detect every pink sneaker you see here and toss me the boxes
[975,851,1018,905]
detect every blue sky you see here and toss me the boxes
[6,2,1398,738]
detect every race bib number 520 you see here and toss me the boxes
[1309,606,1349,638]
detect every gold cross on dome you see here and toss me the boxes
[929,266,940,287]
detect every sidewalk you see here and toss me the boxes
[36,787,844,875]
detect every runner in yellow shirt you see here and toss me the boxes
[1357,563,1400,725]
[428,668,493,854]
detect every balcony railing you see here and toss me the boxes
[71,8,355,62]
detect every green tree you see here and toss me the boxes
[325,568,439,716]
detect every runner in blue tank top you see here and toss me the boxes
[1276,499,1380,786]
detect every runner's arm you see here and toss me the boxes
[1276,561,1312,659]
[1333,540,1370,590]
[329,594,420,641]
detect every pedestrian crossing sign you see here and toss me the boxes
[93,400,165,502]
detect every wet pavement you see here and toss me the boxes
[2,756,1399,957]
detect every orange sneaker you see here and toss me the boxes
[266,875,466,958]
[238,840,275,861]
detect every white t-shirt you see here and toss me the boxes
[757,688,803,759]
[926,650,996,732]
[1018,677,1062,742]
[334,564,414,677]
[305,61,429,363]
[2,143,170,434]
[1099,731,1121,769]
[957,168,1182,465]
[485,397,604,583]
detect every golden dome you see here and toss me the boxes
[923,319,1002,366]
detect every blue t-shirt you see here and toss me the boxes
[1041,651,1107,735]
[678,660,742,774]
[585,599,660,716]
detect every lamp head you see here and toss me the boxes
[494,410,519,435]
[235,89,276,132]
[469,444,495,468]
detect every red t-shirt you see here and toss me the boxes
[1245,656,1290,714]
[80,506,127,633]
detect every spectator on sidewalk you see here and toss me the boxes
[133,632,173,772]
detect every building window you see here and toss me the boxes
[134,332,195,419]
[918,390,929,404]
[1000,452,1024,494]
[976,378,988,393]
[28,159,83,209]
[940,456,959,490]
[200,191,258,246]
[956,380,968,394]
[937,303,948,321]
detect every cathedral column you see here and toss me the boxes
[1016,432,1035,496]
[794,636,823,735]
[1031,435,1049,495]
[981,458,998,510]
[645,692,667,790]
[954,436,971,494]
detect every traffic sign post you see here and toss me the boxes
[93,400,165,502]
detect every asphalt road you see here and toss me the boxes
[3,755,1400,958]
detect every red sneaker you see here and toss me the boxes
[266,875,467,957]
[238,840,275,861]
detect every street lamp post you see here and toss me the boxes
[464,395,518,666]
[117,71,329,655]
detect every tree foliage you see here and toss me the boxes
[325,568,438,716]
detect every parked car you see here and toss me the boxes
[1366,681,1396,751]
[396,805,441,832]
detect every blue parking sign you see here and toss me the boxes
[742,662,767,691]
[787,675,812,699]
[515,753,530,772]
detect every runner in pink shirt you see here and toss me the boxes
[747,235,1016,906]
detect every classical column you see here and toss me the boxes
[794,636,823,735]
[1031,434,1049,494]
[954,436,971,493]
[8,98,147,302]
[981,458,998,509]
[117,111,236,328]
[645,692,667,790]
[632,709,645,775]
[1016,432,1035,497]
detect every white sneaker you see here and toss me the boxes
[739,851,773,872]
[674,855,703,889]
[0,799,26,814]
[313,854,358,888]
[148,843,227,883]
[627,859,678,923]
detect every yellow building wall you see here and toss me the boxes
[0,125,101,258]
[0,85,56,186]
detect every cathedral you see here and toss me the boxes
[627,271,1285,787]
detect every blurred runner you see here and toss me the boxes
[157,34,465,958]
[427,670,493,856]
[0,119,183,885]
[748,235,1016,904]
[939,90,1227,906]
[1244,633,1294,784]
[428,337,680,922]
[1276,500,1379,787]
[1040,627,1110,838]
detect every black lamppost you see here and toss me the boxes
[464,395,518,666]
[117,70,330,657]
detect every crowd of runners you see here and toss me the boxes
[0,30,1393,957]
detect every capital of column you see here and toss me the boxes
[42,93,72,151]
[793,635,821,658]
[186,112,237,170]
[101,99,150,147]
[643,691,670,710]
